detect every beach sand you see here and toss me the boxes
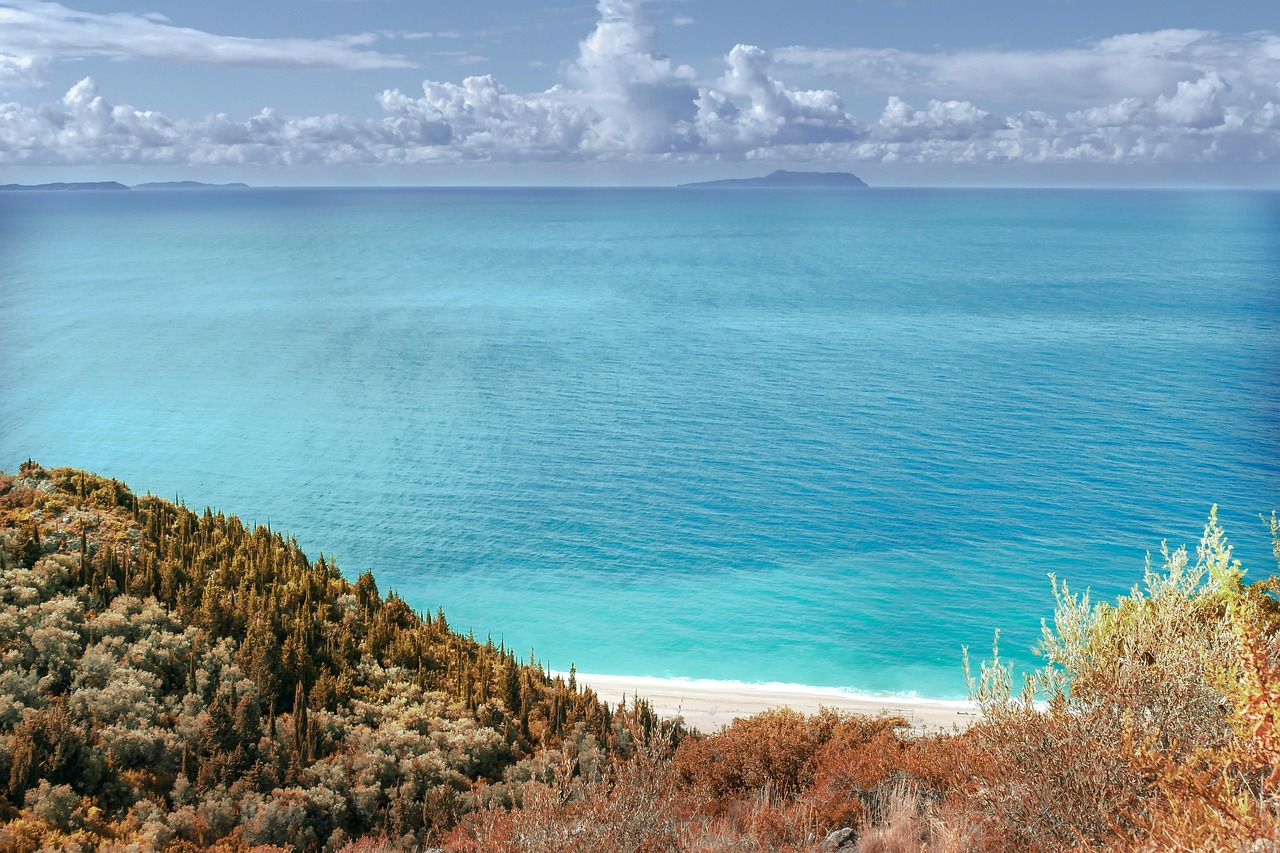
[570,672,979,734]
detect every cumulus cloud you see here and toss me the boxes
[875,96,1006,142]
[0,52,46,87]
[375,76,596,160]
[0,0,413,80]
[774,30,1280,110]
[0,0,1277,170]
[564,0,701,152]
[373,2,860,158]
[692,44,859,152]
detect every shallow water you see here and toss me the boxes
[2,186,1277,698]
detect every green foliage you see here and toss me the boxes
[0,462,652,851]
[1028,507,1276,748]
[958,507,1280,850]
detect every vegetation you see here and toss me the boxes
[0,462,668,851]
[1,461,1277,851]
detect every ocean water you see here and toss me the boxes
[1,186,1277,700]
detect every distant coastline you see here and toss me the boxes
[678,169,869,189]
[134,180,251,190]
[0,180,249,191]
[0,181,131,191]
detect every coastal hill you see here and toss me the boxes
[134,181,250,190]
[0,461,1276,851]
[0,181,130,191]
[678,169,869,189]
[0,181,248,191]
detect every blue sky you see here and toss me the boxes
[1,0,1277,185]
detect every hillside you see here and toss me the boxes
[1,462,1278,852]
[677,170,869,189]
[0,182,130,192]
[0,462,666,851]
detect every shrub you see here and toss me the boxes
[959,508,1280,850]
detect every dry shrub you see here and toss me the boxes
[668,709,920,852]
[1111,604,1280,852]
[853,782,982,853]
[923,796,985,853]
[673,708,823,806]
[445,736,682,853]
[957,509,1280,851]
[673,709,905,811]
[893,731,980,796]
[806,727,905,828]
[333,839,403,852]
[706,782,820,851]
[1032,509,1280,752]
[855,783,924,853]
[958,702,1143,850]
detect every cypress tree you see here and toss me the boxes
[292,681,308,760]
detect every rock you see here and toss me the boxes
[823,826,855,851]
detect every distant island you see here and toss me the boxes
[1,180,249,191]
[0,181,130,192]
[678,169,868,189]
[134,180,250,190]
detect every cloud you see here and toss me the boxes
[375,76,597,160]
[0,52,46,87]
[564,0,701,152]
[0,1,1277,171]
[773,29,1280,108]
[384,31,463,42]
[0,78,185,164]
[875,96,1006,142]
[0,0,414,82]
[693,44,859,151]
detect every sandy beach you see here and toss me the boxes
[569,672,979,734]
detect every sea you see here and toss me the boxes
[1,186,1277,701]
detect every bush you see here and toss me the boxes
[959,508,1280,850]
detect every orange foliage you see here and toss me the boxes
[805,726,904,827]
[1110,609,1280,852]
[672,709,907,809]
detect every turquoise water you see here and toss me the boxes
[2,187,1277,699]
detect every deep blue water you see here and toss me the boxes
[2,186,1277,699]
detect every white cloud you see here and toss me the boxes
[0,52,46,87]
[564,0,701,153]
[693,44,859,151]
[1066,72,1232,132]
[376,76,597,160]
[0,77,185,164]
[875,96,1006,142]
[385,30,463,42]
[0,1,1277,171]
[773,29,1280,108]
[0,0,414,82]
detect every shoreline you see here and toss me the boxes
[564,672,979,734]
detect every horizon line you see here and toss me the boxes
[4,181,1276,192]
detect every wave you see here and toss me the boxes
[554,671,976,709]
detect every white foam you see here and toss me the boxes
[551,670,975,711]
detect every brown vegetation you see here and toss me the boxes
[0,462,670,851]
[1,462,1276,851]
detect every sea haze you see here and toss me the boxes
[1,187,1277,699]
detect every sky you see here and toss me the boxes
[0,0,1277,186]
